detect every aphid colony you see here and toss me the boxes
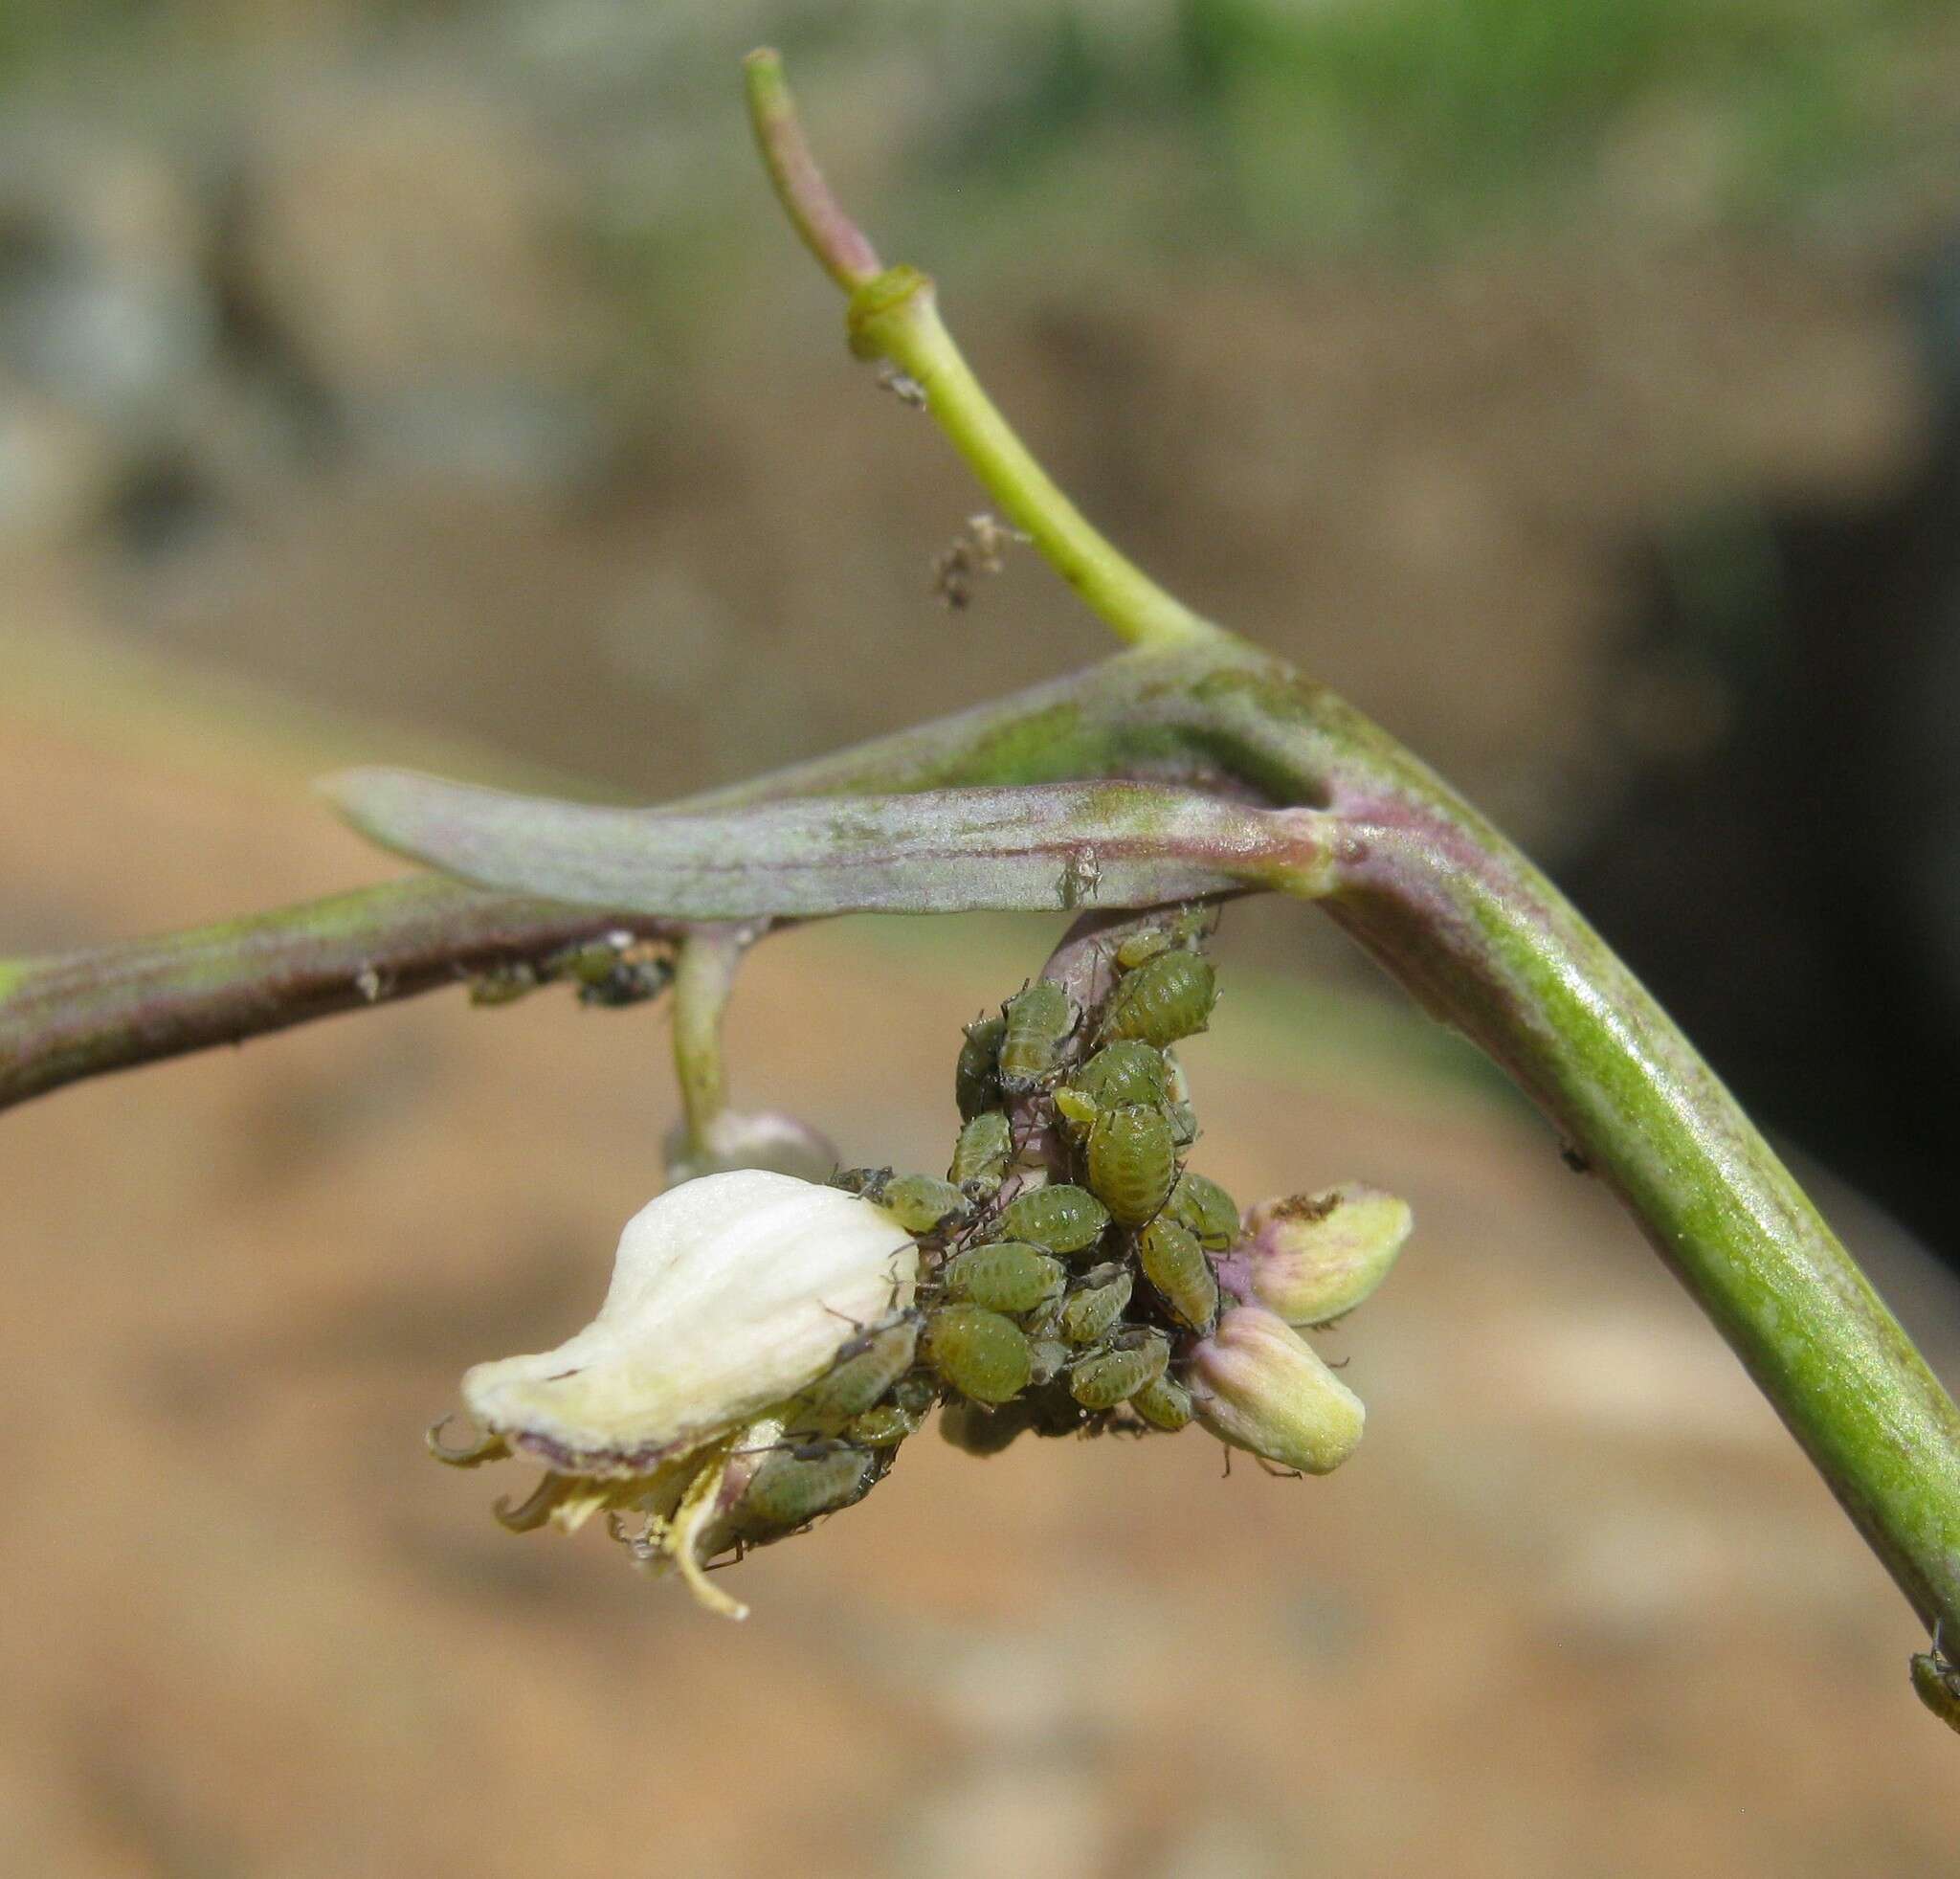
[718,916,1230,1545]
[438,908,1411,1616]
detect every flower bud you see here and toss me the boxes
[1229,1184,1411,1326]
[1188,1306,1365,1475]
[463,1170,917,1476]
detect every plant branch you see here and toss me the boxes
[0,654,1240,1112]
[0,880,677,1111]
[743,48,882,291]
[744,50,1220,656]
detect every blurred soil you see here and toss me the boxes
[4,641,1959,1877]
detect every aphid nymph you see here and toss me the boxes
[1085,1103,1179,1227]
[924,1304,1035,1404]
[997,980,1079,1091]
[991,1182,1110,1256]
[1099,950,1217,1049]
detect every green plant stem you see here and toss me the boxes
[670,925,755,1160]
[846,269,1220,654]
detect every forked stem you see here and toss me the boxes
[744,50,1221,656]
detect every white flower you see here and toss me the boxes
[437,1169,918,1618]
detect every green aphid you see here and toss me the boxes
[832,1165,894,1198]
[881,1174,972,1236]
[943,1241,1065,1314]
[1020,1295,1063,1340]
[1072,1040,1169,1111]
[955,1015,1007,1121]
[997,980,1078,1092]
[1052,1085,1101,1133]
[737,1441,872,1533]
[1114,928,1172,970]
[846,1399,924,1449]
[1912,1641,1960,1736]
[1099,950,1217,1048]
[1026,1338,1070,1387]
[993,1183,1109,1256]
[1137,1217,1219,1332]
[1114,909,1212,972]
[1069,1331,1170,1410]
[939,1398,1032,1456]
[1169,1171,1240,1251]
[1129,1371,1193,1431]
[924,1305,1034,1404]
[792,1315,922,1427]
[890,1371,938,1419]
[469,963,541,1007]
[1059,1264,1133,1345]
[1086,1103,1179,1227]
[948,1110,1013,1194]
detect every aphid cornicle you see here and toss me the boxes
[1085,1104,1179,1227]
[791,1314,922,1426]
[1070,1331,1170,1410]
[1129,1371,1194,1431]
[1059,1264,1133,1345]
[997,980,1078,1091]
[737,1441,873,1533]
[1137,1217,1219,1332]
[948,1110,1013,1194]
[955,1015,1007,1121]
[924,1304,1034,1403]
[992,1183,1110,1256]
[942,1241,1066,1313]
[1169,1171,1240,1251]
[1099,950,1217,1048]
[880,1174,971,1235]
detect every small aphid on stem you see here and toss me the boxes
[931,511,1030,609]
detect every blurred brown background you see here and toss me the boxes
[6,2,1960,1872]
